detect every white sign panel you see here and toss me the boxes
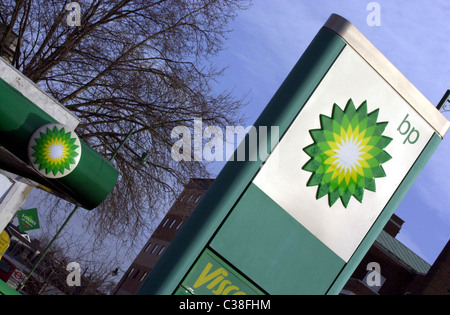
[253,46,435,262]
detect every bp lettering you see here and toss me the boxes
[193,262,246,295]
[397,114,420,145]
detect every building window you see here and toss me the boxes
[169,219,177,229]
[194,194,202,204]
[20,249,29,261]
[144,242,152,252]
[139,272,148,282]
[0,259,11,273]
[162,218,169,227]
[186,193,194,203]
[126,267,135,278]
[157,246,166,256]
[151,244,159,254]
[176,220,183,230]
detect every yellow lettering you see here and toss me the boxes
[222,284,240,295]
[193,261,248,295]
[193,263,227,288]
[212,280,232,295]
[207,275,225,290]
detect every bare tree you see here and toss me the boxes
[21,231,120,295]
[0,0,249,242]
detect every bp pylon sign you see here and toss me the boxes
[138,14,449,295]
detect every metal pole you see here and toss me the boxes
[110,126,135,161]
[436,90,450,111]
[17,204,79,291]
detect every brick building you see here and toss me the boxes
[113,178,449,295]
[112,178,214,295]
[342,215,449,295]
[414,241,450,295]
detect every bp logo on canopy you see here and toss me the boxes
[28,123,82,179]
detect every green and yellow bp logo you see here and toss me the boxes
[302,99,392,208]
[28,123,82,179]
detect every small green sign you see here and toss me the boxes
[18,208,40,232]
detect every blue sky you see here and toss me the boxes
[210,0,450,264]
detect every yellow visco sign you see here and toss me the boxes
[180,249,264,295]
[193,262,247,295]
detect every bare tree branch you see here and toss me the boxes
[1,0,250,245]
